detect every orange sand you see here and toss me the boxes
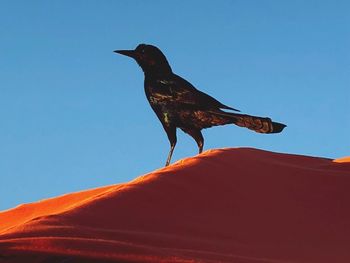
[333,156,350,163]
[0,148,350,262]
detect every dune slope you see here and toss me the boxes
[0,148,350,263]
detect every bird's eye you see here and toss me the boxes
[141,49,145,54]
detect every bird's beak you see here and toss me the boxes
[113,49,136,58]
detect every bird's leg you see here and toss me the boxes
[198,140,203,154]
[165,143,176,166]
[181,128,204,155]
[164,126,177,166]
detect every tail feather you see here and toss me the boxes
[210,111,286,134]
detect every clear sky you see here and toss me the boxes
[1,0,349,210]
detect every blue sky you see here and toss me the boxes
[0,0,349,210]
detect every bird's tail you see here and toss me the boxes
[211,111,286,134]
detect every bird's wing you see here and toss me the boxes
[159,74,240,111]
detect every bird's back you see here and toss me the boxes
[145,74,237,110]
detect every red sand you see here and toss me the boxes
[0,148,350,263]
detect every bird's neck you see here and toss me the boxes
[143,66,173,78]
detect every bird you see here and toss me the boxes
[114,44,286,166]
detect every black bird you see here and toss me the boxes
[114,44,286,166]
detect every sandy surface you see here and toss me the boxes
[1,148,349,262]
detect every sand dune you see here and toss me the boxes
[0,148,350,263]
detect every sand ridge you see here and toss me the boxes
[1,148,349,262]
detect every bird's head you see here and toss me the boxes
[114,44,172,75]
